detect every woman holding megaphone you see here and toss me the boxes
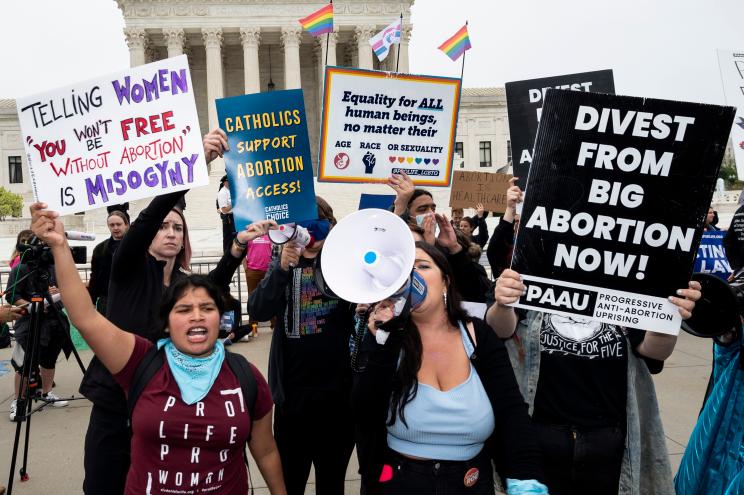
[353,241,547,495]
[248,196,356,495]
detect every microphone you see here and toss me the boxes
[65,231,96,241]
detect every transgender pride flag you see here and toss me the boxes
[369,18,402,62]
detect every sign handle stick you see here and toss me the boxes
[395,13,403,73]
[459,20,468,81]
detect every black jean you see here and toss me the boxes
[83,405,130,495]
[379,449,495,495]
[534,422,625,495]
[273,400,355,495]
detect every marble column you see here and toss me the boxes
[201,28,224,132]
[123,28,148,67]
[163,28,185,58]
[399,25,412,73]
[240,27,261,94]
[355,25,375,70]
[281,26,302,89]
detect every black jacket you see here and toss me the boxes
[352,318,543,488]
[79,191,245,411]
[487,218,516,280]
[88,237,121,314]
[248,254,355,411]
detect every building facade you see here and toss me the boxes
[0,1,511,230]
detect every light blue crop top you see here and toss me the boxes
[386,321,495,461]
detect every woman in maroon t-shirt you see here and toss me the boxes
[30,202,287,495]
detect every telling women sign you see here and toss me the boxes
[512,90,735,334]
[318,67,461,187]
[16,55,207,214]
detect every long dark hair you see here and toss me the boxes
[387,241,470,427]
[159,274,226,335]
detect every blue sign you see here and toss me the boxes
[694,231,732,280]
[358,193,395,211]
[216,89,317,229]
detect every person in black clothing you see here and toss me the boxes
[353,242,546,494]
[486,178,521,280]
[248,196,356,495]
[217,174,236,253]
[80,128,278,495]
[725,203,744,271]
[489,271,701,494]
[458,203,489,248]
[88,210,129,314]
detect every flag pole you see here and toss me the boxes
[459,20,468,81]
[395,13,403,73]
[324,0,332,68]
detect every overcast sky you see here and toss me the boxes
[1,0,742,105]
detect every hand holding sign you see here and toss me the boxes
[203,128,228,163]
[29,202,65,249]
[236,219,278,245]
[495,269,525,306]
[388,171,414,215]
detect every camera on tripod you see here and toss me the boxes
[17,236,87,266]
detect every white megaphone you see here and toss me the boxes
[321,208,420,304]
[268,223,314,247]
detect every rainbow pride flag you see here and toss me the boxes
[438,24,471,61]
[299,3,333,37]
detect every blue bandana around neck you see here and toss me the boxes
[157,338,225,405]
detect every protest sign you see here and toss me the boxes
[16,55,207,215]
[216,89,317,229]
[318,67,461,187]
[716,49,744,179]
[358,193,395,210]
[511,89,735,334]
[505,70,615,189]
[694,231,732,280]
[449,171,512,213]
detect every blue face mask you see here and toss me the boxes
[299,218,331,242]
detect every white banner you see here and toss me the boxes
[16,55,207,214]
[717,49,744,179]
[318,67,461,187]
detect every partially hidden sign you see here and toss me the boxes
[512,89,735,334]
[16,55,207,214]
[449,171,513,213]
[693,231,732,280]
[318,67,461,187]
[505,70,615,189]
[216,89,317,228]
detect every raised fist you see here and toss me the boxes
[363,152,376,174]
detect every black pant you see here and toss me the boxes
[83,405,130,495]
[379,449,494,495]
[273,400,355,495]
[222,216,236,253]
[534,422,624,495]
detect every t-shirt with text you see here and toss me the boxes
[114,336,273,495]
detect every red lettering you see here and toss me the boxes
[119,112,176,141]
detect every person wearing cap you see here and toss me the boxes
[217,174,236,253]
[248,196,356,495]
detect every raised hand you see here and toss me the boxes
[494,269,525,306]
[30,202,66,248]
[203,128,229,163]
[388,171,414,214]
[435,213,461,254]
[237,219,278,244]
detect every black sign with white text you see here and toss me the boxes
[506,70,615,188]
[512,90,735,334]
